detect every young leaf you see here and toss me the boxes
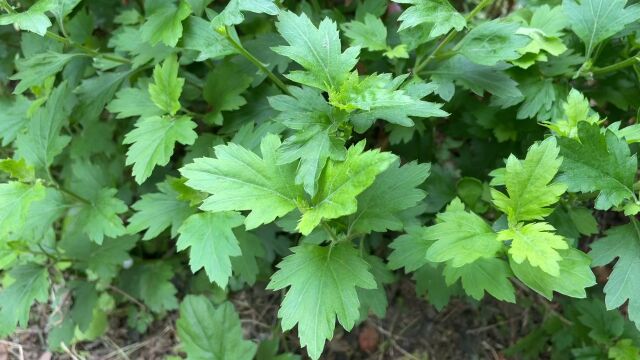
[457,20,530,66]
[0,263,49,336]
[148,55,184,115]
[177,296,257,360]
[76,188,127,245]
[590,223,640,329]
[563,0,640,58]
[267,244,376,360]
[273,11,359,91]
[498,222,569,276]
[558,122,637,210]
[425,198,501,267]
[394,0,466,36]
[348,161,429,235]
[443,258,515,302]
[107,86,164,119]
[491,137,566,225]
[123,116,198,184]
[510,248,595,299]
[15,82,75,169]
[140,0,191,47]
[176,212,245,288]
[0,181,45,237]
[0,0,55,35]
[127,180,194,240]
[180,134,304,229]
[298,141,396,235]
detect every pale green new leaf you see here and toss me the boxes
[590,223,640,329]
[180,134,304,229]
[140,0,191,47]
[543,88,600,138]
[177,296,257,360]
[394,0,465,36]
[510,248,595,300]
[348,161,429,235]
[0,264,49,336]
[267,244,376,360]
[425,198,501,267]
[298,141,396,235]
[128,180,194,240]
[148,55,184,115]
[107,86,164,119]
[273,11,360,91]
[0,181,45,238]
[563,0,640,58]
[15,81,75,169]
[458,20,530,66]
[498,222,568,276]
[341,14,387,52]
[177,212,244,288]
[11,52,80,94]
[491,137,566,224]
[443,258,515,302]
[123,116,197,184]
[0,0,55,35]
[558,123,636,210]
[76,188,127,245]
[211,0,279,27]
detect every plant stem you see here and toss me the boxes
[412,0,494,75]
[321,222,339,243]
[222,27,291,95]
[45,171,91,204]
[590,55,640,75]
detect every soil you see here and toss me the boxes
[2,276,538,360]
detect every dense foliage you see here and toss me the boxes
[2,0,640,358]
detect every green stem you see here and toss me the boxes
[45,171,91,205]
[412,0,494,75]
[590,56,640,75]
[222,27,291,95]
[321,222,339,244]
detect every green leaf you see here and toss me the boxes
[510,248,595,300]
[298,141,396,235]
[11,52,80,94]
[128,180,194,240]
[273,11,359,91]
[458,20,530,66]
[543,88,600,138]
[231,231,266,285]
[15,81,75,169]
[176,212,245,288]
[491,137,566,224]
[267,243,376,360]
[182,16,235,61]
[75,70,130,122]
[0,0,55,35]
[107,86,164,119]
[76,188,127,244]
[557,122,637,210]
[590,223,640,329]
[211,0,279,27]
[148,55,184,115]
[118,262,178,313]
[0,95,30,146]
[109,26,175,68]
[60,235,137,282]
[348,161,429,235]
[341,14,388,52]
[357,254,394,318]
[180,134,304,229]
[387,226,432,273]
[443,257,515,302]
[0,181,45,238]
[394,0,466,36]
[177,296,257,360]
[0,263,49,335]
[425,198,501,267]
[203,61,253,124]
[269,86,346,196]
[140,0,191,47]
[123,115,198,184]
[563,0,640,58]
[0,158,35,182]
[498,222,568,276]
[609,339,640,360]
